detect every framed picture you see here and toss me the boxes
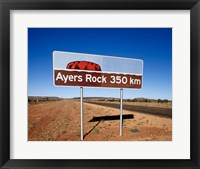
[0,0,199,168]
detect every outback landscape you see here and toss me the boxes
[28,97,172,141]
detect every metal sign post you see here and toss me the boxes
[80,87,84,141]
[120,88,123,136]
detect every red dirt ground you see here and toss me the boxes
[28,100,172,141]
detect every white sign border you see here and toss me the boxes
[53,51,143,89]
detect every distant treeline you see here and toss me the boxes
[125,98,171,103]
[28,96,171,104]
[28,96,64,103]
[82,97,172,103]
[102,98,171,103]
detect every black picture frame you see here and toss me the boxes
[0,0,200,168]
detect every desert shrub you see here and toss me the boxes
[162,99,169,103]
[93,128,99,134]
[130,126,140,133]
[157,99,161,103]
[108,98,115,102]
[157,99,169,103]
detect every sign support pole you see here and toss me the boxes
[80,87,83,141]
[120,88,123,136]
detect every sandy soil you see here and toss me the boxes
[28,100,172,141]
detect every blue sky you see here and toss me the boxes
[28,28,172,100]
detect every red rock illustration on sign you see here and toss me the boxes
[66,61,102,71]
